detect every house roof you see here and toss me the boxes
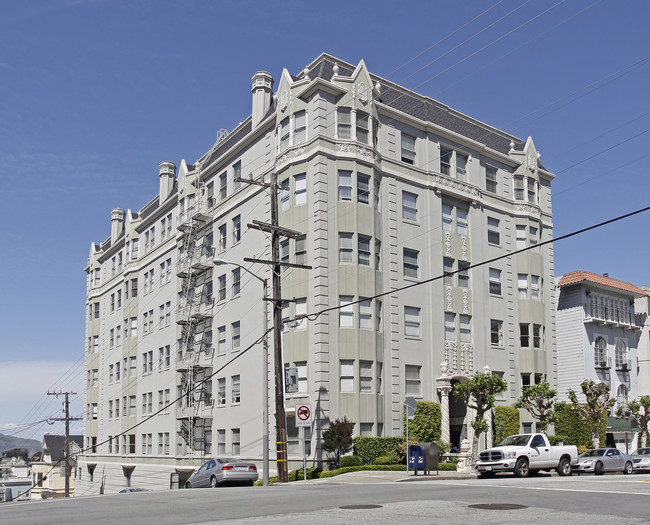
[558,270,648,296]
[42,435,84,463]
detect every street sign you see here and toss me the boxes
[296,403,312,427]
[404,396,417,420]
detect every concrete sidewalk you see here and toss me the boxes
[294,469,477,484]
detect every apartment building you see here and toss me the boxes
[78,53,556,493]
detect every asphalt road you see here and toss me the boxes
[2,473,649,524]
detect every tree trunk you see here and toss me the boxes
[471,432,480,467]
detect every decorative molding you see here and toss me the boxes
[515,203,541,216]
[357,81,369,104]
[444,341,457,374]
[460,236,468,261]
[444,231,452,257]
[446,285,453,311]
[462,289,469,315]
[434,175,480,197]
[338,143,354,153]
[461,342,474,375]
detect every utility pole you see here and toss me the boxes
[238,172,310,484]
[48,391,82,497]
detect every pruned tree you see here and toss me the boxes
[453,371,507,464]
[568,380,615,448]
[616,395,650,448]
[514,380,557,433]
[322,417,354,468]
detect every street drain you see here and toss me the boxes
[469,503,528,510]
[340,504,383,510]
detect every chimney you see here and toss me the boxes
[251,71,274,129]
[603,273,609,278]
[159,161,176,205]
[111,208,125,243]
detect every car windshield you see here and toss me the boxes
[498,435,531,446]
[580,449,605,458]
[633,448,650,456]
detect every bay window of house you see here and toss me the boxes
[532,324,541,349]
[527,177,537,203]
[339,296,354,327]
[514,175,525,201]
[519,324,530,348]
[337,107,352,139]
[443,258,454,287]
[518,274,529,299]
[456,208,468,234]
[339,233,353,264]
[402,191,418,221]
[404,306,421,337]
[94,302,100,319]
[529,226,538,245]
[442,204,453,231]
[357,174,370,204]
[340,360,354,393]
[279,116,290,151]
[356,111,369,144]
[531,275,540,299]
[403,248,419,279]
[359,298,372,329]
[487,217,500,245]
[338,170,352,201]
[405,364,421,396]
[458,261,469,288]
[486,165,498,193]
[401,133,416,165]
[294,110,306,144]
[358,235,371,266]
[359,361,373,393]
[516,225,526,249]
[490,319,503,346]
[294,174,306,206]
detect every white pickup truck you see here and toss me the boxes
[476,433,578,478]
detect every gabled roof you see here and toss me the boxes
[558,270,647,296]
[42,435,83,463]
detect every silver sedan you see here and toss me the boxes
[572,448,633,475]
[185,458,258,488]
[630,447,650,472]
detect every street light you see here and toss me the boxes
[214,257,270,486]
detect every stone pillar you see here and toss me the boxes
[486,409,494,449]
[436,362,452,443]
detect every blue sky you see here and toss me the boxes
[1,0,649,441]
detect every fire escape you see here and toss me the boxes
[176,189,215,457]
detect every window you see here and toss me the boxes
[218,326,226,354]
[615,339,628,369]
[518,274,528,299]
[280,179,289,211]
[337,107,351,139]
[405,365,421,396]
[520,324,530,348]
[527,177,536,203]
[443,258,454,287]
[401,133,416,164]
[232,268,241,296]
[459,316,472,342]
[617,384,629,407]
[514,175,524,201]
[231,321,240,350]
[232,161,242,191]
[359,361,373,393]
[339,233,353,264]
[218,274,226,301]
[340,360,354,393]
[217,429,226,455]
[93,302,100,319]
[294,298,307,330]
[357,235,372,266]
[232,215,241,244]
[295,235,306,265]
[456,153,467,181]
[491,319,503,346]
[489,268,502,295]
[231,429,241,455]
[403,248,419,278]
[357,174,370,204]
[338,170,352,201]
[529,226,538,245]
[339,296,354,327]
[456,209,468,235]
[130,278,138,298]
[594,337,608,368]
[487,217,500,245]
[533,324,541,349]
[295,361,307,393]
[231,375,241,404]
[375,239,381,269]
[442,204,453,231]
[110,294,115,312]
[294,174,306,206]
[486,166,497,193]
[440,148,452,175]
[356,111,369,143]
[445,312,456,340]
[458,261,469,288]
[129,396,136,417]
[404,306,421,337]
[516,225,526,249]
[294,110,306,143]
[531,275,540,300]
[219,172,227,200]
[280,240,289,270]
[217,378,226,405]
[402,191,418,221]
[359,299,372,329]
[279,116,290,151]
[218,224,227,251]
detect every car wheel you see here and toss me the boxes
[185,482,191,489]
[557,457,572,477]
[210,476,218,488]
[624,462,633,475]
[514,458,529,478]
[594,461,604,475]
[248,480,255,486]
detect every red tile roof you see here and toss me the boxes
[558,270,647,296]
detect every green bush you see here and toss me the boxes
[288,467,321,481]
[374,456,391,465]
[340,455,362,468]
[554,402,607,448]
[402,401,442,442]
[438,462,457,471]
[547,434,568,446]
[353,436,403,465]
[494,405,520,443]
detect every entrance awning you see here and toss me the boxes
[607,416,640,432]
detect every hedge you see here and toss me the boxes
[494,405,520,443]
[353,436,403,465]
[402,401,442,443]
[554,402,607,448]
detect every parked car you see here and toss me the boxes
[572,448,633,475]
[630,447,650,472]
[185,458,258,488]
[476,433,578,478]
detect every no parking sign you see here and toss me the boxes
[296,403,312,427]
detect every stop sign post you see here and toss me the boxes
[296,404,312,481]
[404,397,417,476]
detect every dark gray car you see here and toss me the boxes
[185,458,258,488]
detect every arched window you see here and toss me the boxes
[615,340,628,369]
[594,337,607,368]
[616,384,629,407]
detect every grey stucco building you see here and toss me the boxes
[78,53,557,493]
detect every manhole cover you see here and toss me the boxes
[340,504,383,510]
[469,503,528,510]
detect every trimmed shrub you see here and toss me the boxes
[353,436,403,465]
[340,455,362,468]
[374,456,391,465]
[554,402,607,448]
[438,462,457,471]
[494,405,520,443]
[402,401,442,442]
[318,464,406,478]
